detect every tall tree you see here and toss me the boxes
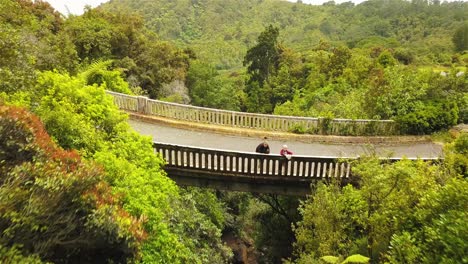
[243,25,282,113]
[244,25,281,87]
[452,22,468,52]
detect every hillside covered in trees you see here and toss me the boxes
[0,0,467,263]
[99,0,467,135]
[102,0,467,69]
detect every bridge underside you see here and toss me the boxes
[164,167,352,196]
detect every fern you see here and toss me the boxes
[78,59,113,83]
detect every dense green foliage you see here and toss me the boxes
[243,25,287,113]
[186,60,244,110]
[103,0,467,68]
[292,141,467,263]
[1,69,232,263]
[62,7,193,99]
[0,0,77,93]
[1,0,467,262]
[0,0,193,100]
[246,195,301,263]
[0,106,144,263]
[101,0,467,134]
[453,22,468,52]
[3,0,461,134]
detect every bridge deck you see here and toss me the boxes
[153,142,441,195]
[155,142,352,178]
[130,119,443,159]
[155,142,354,195]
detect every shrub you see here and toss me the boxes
[318,116,333,135]
[364,121,378,136]
[396,101,458,135]
[290,123,307,134]
[0,106,143,263]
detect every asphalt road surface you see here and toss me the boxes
[128,119,443,159]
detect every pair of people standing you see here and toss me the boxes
[255,137,293,158]
[256,138,293,174]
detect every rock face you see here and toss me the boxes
[222,231,258,264]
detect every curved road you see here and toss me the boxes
[128,119,443,159]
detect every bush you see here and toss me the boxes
[318,116,333,135]
[396,101,458,134]
[449,133,468,177]
[394,48,415,65]
[454,133,468,155]
[364,121,378,136]
[0,106,142,263]
[0,245,46,264]
[290,123,307,134]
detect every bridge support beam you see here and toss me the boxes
[163,167,342,196]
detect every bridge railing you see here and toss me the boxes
[153,142,353,180]
[107,91,399,136]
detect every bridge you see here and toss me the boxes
[154,142,354,195]
[107,91,443,195]
[153,142,440,195]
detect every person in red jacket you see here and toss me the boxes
[280,145,293,174]
[280,145,293,159]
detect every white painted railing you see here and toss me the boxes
[153,142,353,179]
[107,91,399,136]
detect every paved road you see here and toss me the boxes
[128,119,443,159]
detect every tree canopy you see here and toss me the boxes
[0,0,467,262]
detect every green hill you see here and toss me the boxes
[102,0,467,69]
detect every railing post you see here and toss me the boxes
[137,96,148,114]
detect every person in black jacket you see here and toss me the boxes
[255,137,270,154]
[255,137,270,172]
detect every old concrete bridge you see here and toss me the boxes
[108,91,443,195]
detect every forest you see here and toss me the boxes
[0,0,467,263]
[102,0,468,135]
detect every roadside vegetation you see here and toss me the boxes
[0,0,466,263]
